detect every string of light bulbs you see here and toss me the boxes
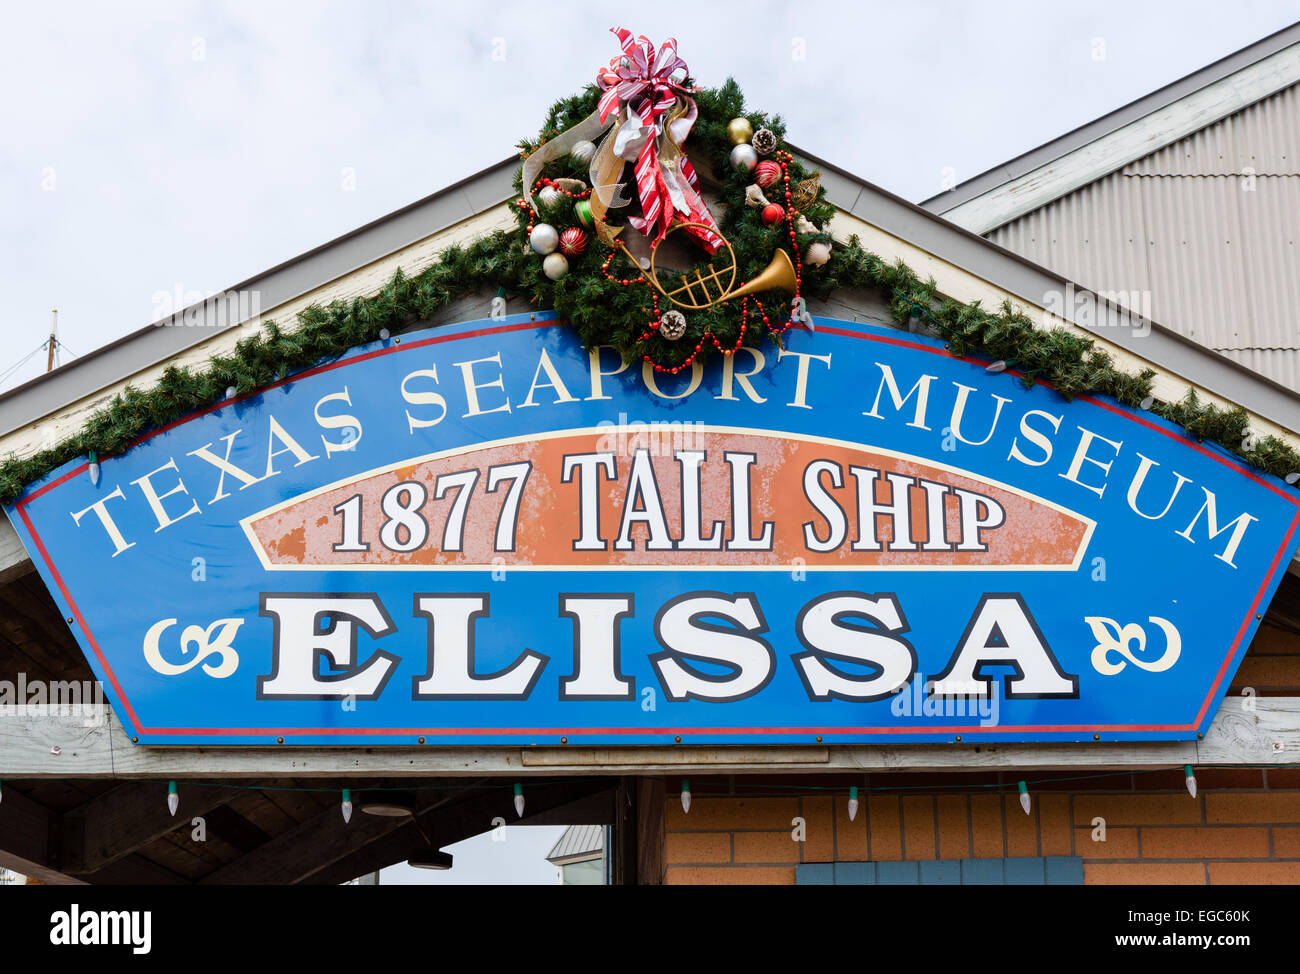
[676,764,1211,818]
[0,763,1265,820]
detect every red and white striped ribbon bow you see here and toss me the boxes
[596,28,722,251]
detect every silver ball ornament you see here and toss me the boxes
[542,252,570,281]
[538,186,563,210]
[730,143,758,173]
[529,223,559,255]
[569,140,597,165]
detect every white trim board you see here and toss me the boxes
[0,698,1294,777]
[936,42,1300,233]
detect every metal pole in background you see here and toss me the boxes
[45,310,57,373]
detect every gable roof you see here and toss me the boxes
[546,824,604,865]
[3,107,1300,467]
[921,21,1300,233]
[0,158,517,443]
[919,23,1300,392]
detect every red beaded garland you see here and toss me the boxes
[524,149,818,374]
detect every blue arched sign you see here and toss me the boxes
[7,314,1298,745]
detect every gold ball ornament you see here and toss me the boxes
[726,117,754,146]
[658,309,688,340]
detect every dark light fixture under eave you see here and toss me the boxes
[407,849,453,870]
[360,790,417,817]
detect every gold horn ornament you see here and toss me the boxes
[615,222,797,310]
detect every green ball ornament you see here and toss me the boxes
[726,117,754,146]
[574,199,594,228]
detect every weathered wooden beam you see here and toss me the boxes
[305,779,614,886]
[0,785,83,884]
[197,782,490,885]
[0,514,34,586]
[80,853,189,885]
[611,777,633,885]
[2,700,1297,777]
[63,783,243,874]
[198,805,272,855]
[636,777,666,886]
[0,785,50,873]
[506,788,612,827]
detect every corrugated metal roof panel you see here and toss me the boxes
[989,173,1153,315]
[1218,348,1300,390]
[546,824,604,863]
[989,89,1300,374]
[1135,174,1254,347]
[1124,82,1300,175]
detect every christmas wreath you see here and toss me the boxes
[510,29,836,372]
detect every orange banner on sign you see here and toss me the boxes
[242,426,1093,571]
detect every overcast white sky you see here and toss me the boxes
[2,2,1297,883]
[1,2,1297,393]
[381,824,566,885]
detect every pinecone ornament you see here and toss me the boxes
[752,128,777,156]
[658,310,687,340]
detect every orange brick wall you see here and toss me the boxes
[662,769,1300,885]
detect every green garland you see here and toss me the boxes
[0,78,1296,503]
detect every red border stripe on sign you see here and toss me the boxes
[18,319,1300,740]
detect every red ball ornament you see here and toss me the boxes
[754,160,782,188]
[762,203,786,225]
[559,227,588,257]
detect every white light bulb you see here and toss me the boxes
[342,789,353,824]
[1018,781,1031,816]
[848,787,859,822]
[680,780,691,814]
[167,782,178,817]
[1185,765,1198,799]
[514,784,525,818]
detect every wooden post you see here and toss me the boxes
[611,777,633,885]
[635,777,666,885]
[46,309,57,373]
